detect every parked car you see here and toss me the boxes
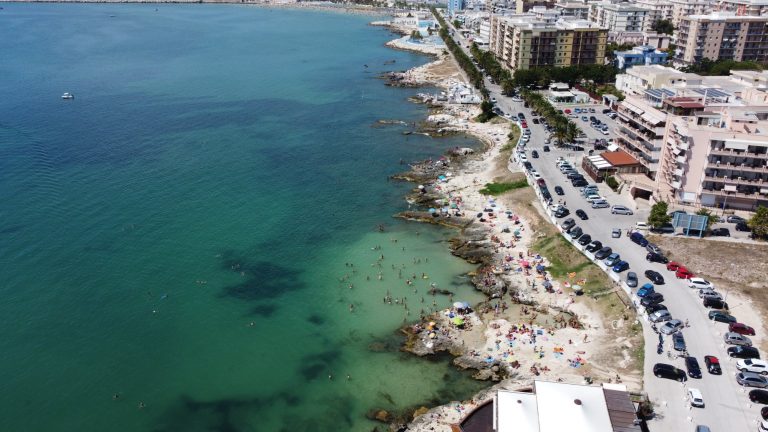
[653,363,686,381]
[612,260,629,272]
[531,150,539,158]
[554,186,564,195]
[676,267,695,279]
[728,346,761,359]
[645,270,665,285]
[635,221,649,230]
[724,332,753,347]
[685,356,702,379]
[737,371,768,388]
[594,247,612,260]
[737,359,768,375]
[554,207,570,218]
[604,253,621,267]
[572,179,588,187]
[708,310,737,323]
[651,223,675,234]
[688,388,705,408]
[730,322,756,336]
[659,319,683,335]
[626,271,638,288]
[645,303,668,314]
[688,278,714,290]
[630,232,649,246]
[591,200,610,209]
[641,292,665,307]
[704,355,722,374]
[612,228,621,238]
[561,218,576,231]
[646,252,669,264]
[673,332,687,351]
[577,234,592,246]
[575,209,588,220]
[727,215,747,224]
[736,221,750,232]
[650,310,672,323]
[711,227,731,237]
[585,240,602,253]
[646,243,662,255]
[699,289,722,301]
[637,283,655,298]
[611,205,634,215]
[543,145,550,152]
[568,227,583,239]
[750,389,768,404]
[703,297,729,310]
[666,261,683,271]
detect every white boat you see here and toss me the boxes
[62,92,74,100]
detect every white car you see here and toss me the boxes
[532,172,542,180]
[635,221,649,230]
[737,359,768,375]
[688,278,714,290]
[585,194,602,203]
[601,129,610,135]
[688,388,705,408]
[511,97,523,102]
[698,289,722,300]
[519,154,528,162]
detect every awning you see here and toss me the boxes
[724,185,738,192]
[607,143,620,152]
[623,103,645,116]
[672,148,681,156]
[677,142,689,150]
[641,112,663,125]
[674,168,684,176]
[761,188,768,194]
[676,155,687,163]
[671,181,681,189]
[725,141,749,151]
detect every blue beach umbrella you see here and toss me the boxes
[428,208,437,213]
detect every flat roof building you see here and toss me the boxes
[676,12,768,64]
[588,1,653,33]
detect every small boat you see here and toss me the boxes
[62,92,74,100]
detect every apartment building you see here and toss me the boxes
[615,64,693,96]
[670,0,715,29]
[716,0,768,16]
[676,12,768,64]
[614,95,668,178]
[634,0,674,28]
[554,2,590,20]
[489,15,607,71]
[516,0,556,13]
[588,1,652,33]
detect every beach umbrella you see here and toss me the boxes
[438,175,447,180]
[418,185,425,189]
[520,260,530,267]
[451,317,465,325]
[450,203,458,209]
[453,301,464,309]
[429,208,437,213]
[572,285,583,293]
[536,264,546,272]
[459,301,470,309]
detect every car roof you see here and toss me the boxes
[667,319,682,326]
[741,371,765,378]
[705,355,720,363]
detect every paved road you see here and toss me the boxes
[440,14,762,430]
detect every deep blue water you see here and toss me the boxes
[0,4,488,431]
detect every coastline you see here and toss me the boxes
[377,29,644,432]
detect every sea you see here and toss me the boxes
[0,4,489,431]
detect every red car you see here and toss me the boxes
[521,122,528,128]
[729,322,756,336]
[666,261,683,271]
[675,267,694,279]
[564,109,571,114]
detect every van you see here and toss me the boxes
[630,232,649,246]
[688,388,705,408]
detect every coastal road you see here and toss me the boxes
[437,12,761,430]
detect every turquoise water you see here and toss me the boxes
[0,4,488,431]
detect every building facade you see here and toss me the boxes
[615,45,669,69]
[448,0,466,16]
[489,15,607,71]
[716,0,768,16]
[614,95,668,179]
[670,0,715,29]
[588,1,653,33]
[676,12,768,64]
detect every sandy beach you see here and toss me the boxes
[378,30,645,432]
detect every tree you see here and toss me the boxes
[410,30,422,40]
[695,208,715,231]
[476,100,496,123]
[647,201,672,228]
[749,205,768,238]
[453,19,461,29]
[651,19,674,35]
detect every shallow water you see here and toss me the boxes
[0,4,488,431]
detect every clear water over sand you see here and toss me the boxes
[0,4,487,431]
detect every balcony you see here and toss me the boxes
[708,160,768,173]
[701,188,768,199]
[703,175,768,186]
[709,148,768,159]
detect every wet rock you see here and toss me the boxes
[366,409,394,423]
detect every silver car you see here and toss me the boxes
[724,332,753,347]
[611,205,634,215]
[660,319,684,335]
[699,289,723,301]
[592,201,610,209]
[736,371,768,388]
[650,310,672,323]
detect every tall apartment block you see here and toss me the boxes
[676,12,768,64]
[489,15,607,71]
[588,1,652,33]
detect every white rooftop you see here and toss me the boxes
[496,392,538,432]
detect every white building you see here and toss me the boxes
[589,1,653,33]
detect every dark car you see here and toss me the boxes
[543,145,550,152]
[630,232,649,246]
[554,186,564,195]
[585,240,602,253]
[704,355,722,374]
[736,221,750,232]
[685,356,702,378]
[703,297,729,310]
[626,271,638,288]
[554,207,570,218]
[518,113,526,120]
[650,223,675,234]
[646,252,669,264]
[751,390,768,404]
[572,179,588,187]
[577,234,592,246]
[561,218,576,231]
[728,215,747,224]
[531,150,539,158]
[645,270,665,285]
[708,310,737,323]
[532,118,540,124]
[653,363,686,382]
[568,226,583,239]
[594,246,612,260]
[523,161,533,170]
[640,292,665,307]
[575,209,588,220]
[645,303,668,314]
[673,332,687,352]
[711,227,731,237]
[728,346,761,359]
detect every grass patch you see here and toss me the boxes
[479,180,529,196]
[532,235,611,296]
[501,123,521,152]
